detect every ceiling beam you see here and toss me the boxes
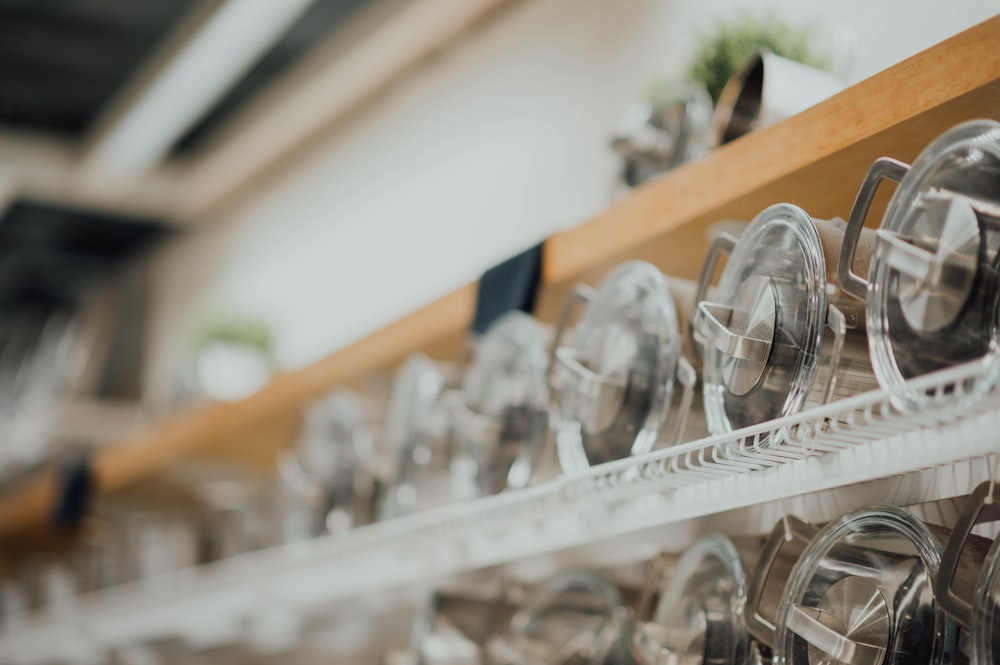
[0,131,186,220]
[176,0,517,220]
[81,0,316,177]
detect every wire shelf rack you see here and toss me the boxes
[4,358,1000,665]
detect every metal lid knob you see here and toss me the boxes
[552,346,628,435]
[787,577,890,665]
[692,274,777,396]
[878,189,981,333]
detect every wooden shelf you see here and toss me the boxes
[1,15,1000,542]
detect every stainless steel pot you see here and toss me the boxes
[936,481,1000,665]
[448,312,550,500]
[612,81,713,187]
[633,533,749,665]
[710,52,843,146]
[838,120,1000,409]
[692,205,877,438]
[550,262,695,474]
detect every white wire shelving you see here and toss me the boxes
[4,358,1000,665]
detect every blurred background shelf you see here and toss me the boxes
[1,15,1000,546]
[3,359,998,665]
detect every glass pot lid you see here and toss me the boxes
[695,204,826,433]
[495,571,634,665]
[282,390,375,533]
[385,353,446,456]
[635,534,748,665]
[843,120,1000,393]
[453,311,549,495]
[382,354,446,519]
[774,505,955,665]
[296,390,373,483]
[552,261,679,468]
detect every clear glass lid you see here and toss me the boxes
[496,571,633,665]
[867,120,1000,389]
[698,204,826,433]
[382,354,446,519]
[455,311,549,495]
[973,536,1000,665]
[553,261,678,466]
[635,534,748,665]
[774,505,954,665]
[385,354,446,455]
[296,390,372,483]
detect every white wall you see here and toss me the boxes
[148,0,999,385]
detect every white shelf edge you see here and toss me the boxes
[4,359,1000,665]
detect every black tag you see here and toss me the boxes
[51,453,94,530]
[472,242,544,335]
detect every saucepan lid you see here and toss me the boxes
[296,390,373,484]
[490,571,634,665]
[382,354,446,519]
[551,261,678,468]
[863,121,1000,389]
[452,311,549,495]
[634,534,748,665]
[384,354,445,458]
[695,204,826,433]
[774,505,955,665]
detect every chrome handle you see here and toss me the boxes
[688,233,736,354]
[665,357,697,447]
[551,348,609,474]
[821,305,847,405]
[936,480,1000,628]
[786,605,886,665]
[635,553,671,624]
[553,347,627,436]
[547,283,596,392]
[693,233,738,308]
[838,157,910,300]
[447,390,502,445]
[692,302,772,362]
[746,516,820,646]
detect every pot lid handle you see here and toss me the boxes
[552,346,628,434]
[785,604,887,665]
[838,157,910,300]
[662,357,697,448]
[547,283,596,393]
[692,301,772,362]
[691,232,738,348]
[875,224,977,285]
